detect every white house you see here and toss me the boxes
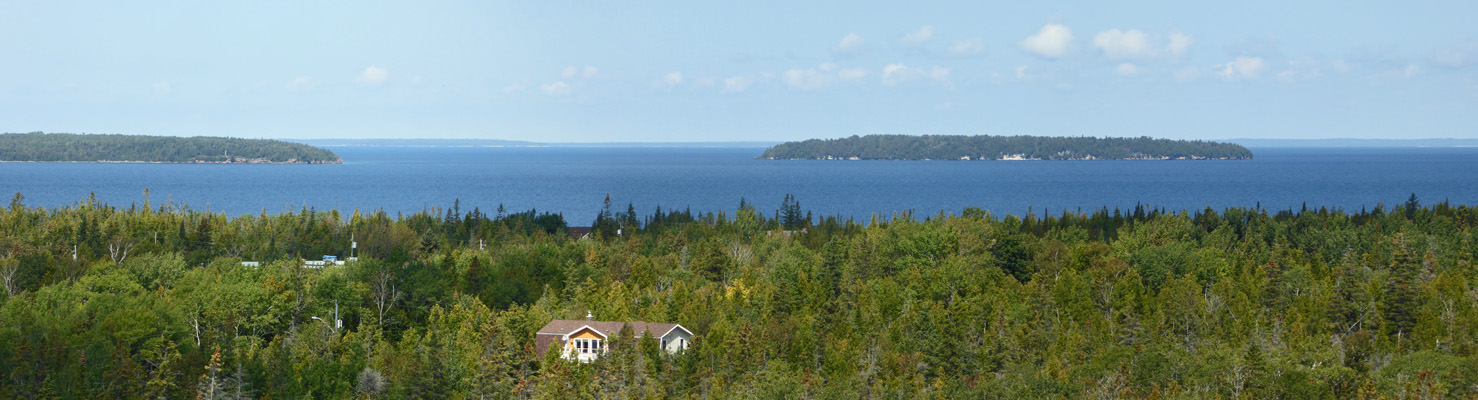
[535,312,692,362]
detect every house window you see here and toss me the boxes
[573,338,603,354]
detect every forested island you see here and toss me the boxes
[761,134,1254,161]
[2,192,1476,398]
[0,132,341,164]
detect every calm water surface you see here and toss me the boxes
[2,146,1475,224]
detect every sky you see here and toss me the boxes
[2,0,1477,142]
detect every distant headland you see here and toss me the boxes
[760,134,1253,161]
[0,132,341,164]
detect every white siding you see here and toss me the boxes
[661,329,692,354]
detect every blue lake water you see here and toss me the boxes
[2,146,1476,224]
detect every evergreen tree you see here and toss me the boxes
[780,194,805,230]
[1384,234,1421,342]
[593,194,619,238]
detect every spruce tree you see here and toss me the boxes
[1384,234,1421,342]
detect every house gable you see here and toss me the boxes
[567,326,606,340]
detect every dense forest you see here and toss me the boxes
[3,192,1478,399]
[760,135,1254,161]
[0,132,341,164]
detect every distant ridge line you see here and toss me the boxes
[286,139,779,148]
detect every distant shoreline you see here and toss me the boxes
[289,139,776,148]
[0,159,332,164]
[761,135,1253,161]
[1226,138,1478,148]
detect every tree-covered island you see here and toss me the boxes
[761,134,1253,160]
[0,132,342,164]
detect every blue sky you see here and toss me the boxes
[3,0,1476,142]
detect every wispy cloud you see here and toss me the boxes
[948,39,986,57]
[1437,41,1478,67]
[1167,33,1194,57]
[563,66,600,79]
[901,25,934,45]
[837,33,865,53]
[1277,58,1323,82]
[541,81,572,95]
[1015,65,1033,81]
[882,63,951,87]
[1094,29,1195,60]
[1117,63,1139,76]
[286,76,311,91]
[356,66,389,86]
[722,76,752,93]
[1093,29,1155,59]
[1217,57,1266,80]
[783,63,836,90]
[654,72,684,88]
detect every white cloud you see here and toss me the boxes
[1091,29,1193,60]
[1019,24,1073,59]
[783,63,850,90]
[839,68,868,80]
[1015,65,1032,80]
[562,66,600,79]
[902,25,934,45]
[930,67,949,80]
[1404,64,1421,77]
[948,39,985,57]
[1093,29,1156,59]
[1277,58,1322,82]
[1117,63,1139,76]
[722,76,752,93]
[153,80,172,95]
[356,66,389,86]
[881,63,950,87]
[883,64,907,79]
[660,72,684,87]
[1217,57,1266,80]
[541,81,571,95]
[1167,33,1194,57]
[286,76,311,90]
[783,68,831,90]
[838,33,865,52]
